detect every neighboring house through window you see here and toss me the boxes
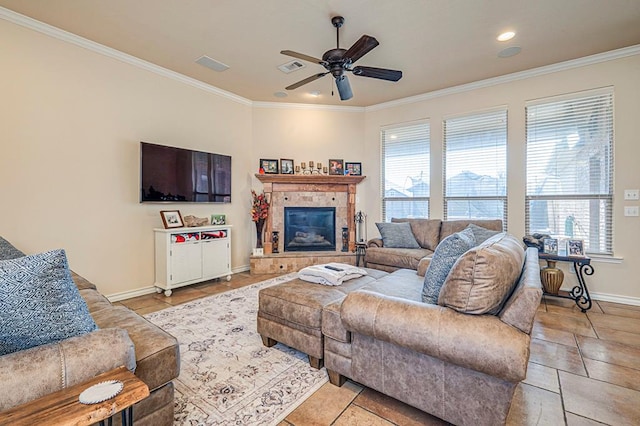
[381,121,430,221]
[443,109,508,227]
[525,88,614,255]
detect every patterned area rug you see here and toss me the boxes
[145,273,328,425]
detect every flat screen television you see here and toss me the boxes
[140,142,231,203]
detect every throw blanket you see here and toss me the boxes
[298,263,367,286]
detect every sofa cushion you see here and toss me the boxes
[466,223,501,245]
[365,247,433,270]
[421,228,476,304]
[0,237,25,260]
[392,218,442,250]
[440,219,503,241]
[0,249,98,355]
[438,233,525,315]
[375,222,420,249]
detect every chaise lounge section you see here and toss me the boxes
[258,229,542,425]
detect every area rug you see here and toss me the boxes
[144,273,328,425]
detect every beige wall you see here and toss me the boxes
[2,16,639,303]
[364,55,640,301]
[0,20,255,297]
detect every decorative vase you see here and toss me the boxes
[255,219,265,249]
[540,260,564,294]
[272,231,279,253]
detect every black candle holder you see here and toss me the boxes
[272,231,280,253]
[341,227,348,252]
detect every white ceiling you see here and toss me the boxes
[2,0,640,107]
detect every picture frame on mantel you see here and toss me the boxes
[260,159,279,174]
[345,162,362,176]
[160,210,184,229]
[280,159,294,174]
[329,159,344,175]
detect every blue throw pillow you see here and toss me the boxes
[0,236,25,260]
[375,222,421,249]
[0,249,98,355]
[422,228,476,304]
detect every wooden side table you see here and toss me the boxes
[539,253,594,312]
[0,366,149,426]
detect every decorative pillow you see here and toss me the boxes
[0,249,98,355]
[438,233,525,315]
[466,223,501,245]
[421,227,476,304]
[0,236,25,260]
[375,222,420,249]
[391,218,442,250]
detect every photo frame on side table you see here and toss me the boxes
[543,238,558,255]
[260,159,279,174]
[280,159,294,174]
[345,162,362,176]
[568,239,584,257]
[329,159,344,175]
[160,210,184,229]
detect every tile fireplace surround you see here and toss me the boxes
[251,174,365,274]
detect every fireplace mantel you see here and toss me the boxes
[255,173,366,255]
[255,174,365,185]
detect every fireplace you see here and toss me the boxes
[284,207,336,252]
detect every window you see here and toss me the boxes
[381,122,430,221]
[526,89,613,255]
[443,109,507,226]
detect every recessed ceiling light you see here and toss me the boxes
[274,91,288,98]
[309,91,321,97]
[497,31,516,42]
[498,46,522,58]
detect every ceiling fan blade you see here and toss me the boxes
[352,66,403,82]
[285,72,328,90]
[335,74,353,101]
[343,35,379,64]
[280,50,326,66]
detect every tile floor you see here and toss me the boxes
[118,272,640,425]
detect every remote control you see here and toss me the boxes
[324,265,344,271]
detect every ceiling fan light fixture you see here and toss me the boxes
[273,91,288,98]
[497,31,516,42]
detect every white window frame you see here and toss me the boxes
[381,120,430,222]
[443,108,508,227]
[525,88,614,255]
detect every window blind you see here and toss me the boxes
[526,89,613,255]
[443,109,507,227]
[381,122,430,221]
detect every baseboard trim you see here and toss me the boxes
[107,286,158,303]
[106,264,251,302]
[590,291,640,307]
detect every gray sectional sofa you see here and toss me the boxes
[0,237,179,425]
[258,230,543,425]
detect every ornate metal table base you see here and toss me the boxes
[539,253,594,312]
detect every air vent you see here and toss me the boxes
[278,60,306,74]
[195,55,229,72]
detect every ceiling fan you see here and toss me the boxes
[280,16,402,101]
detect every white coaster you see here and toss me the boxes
[79,380,124,404]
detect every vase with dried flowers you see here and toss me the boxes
[251,190,269,249]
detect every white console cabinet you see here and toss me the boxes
[154,225,232,296]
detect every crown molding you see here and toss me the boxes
[0,6,253,106]
[366,44,640,112]
[252,101,364,112]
